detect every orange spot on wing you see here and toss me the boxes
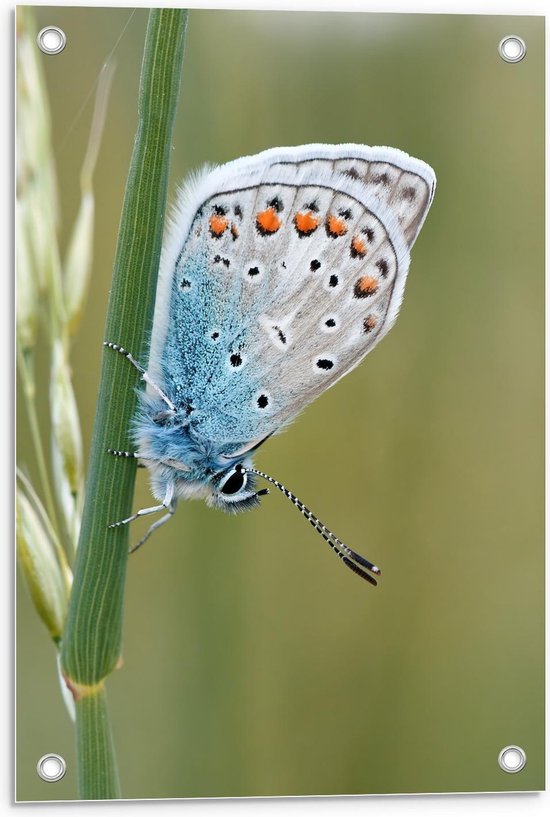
[256,207,281,234]
[230,223,239,239]
[209,214,228,237]
[354,276,378,298]
[294,210,319,235]
[351,236,366,258]
[326,215,348,237]
[363,315,378,333]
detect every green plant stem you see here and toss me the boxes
[60,8,188,799]
[75,685,120,800]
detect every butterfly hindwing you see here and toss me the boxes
[150,145,435,450]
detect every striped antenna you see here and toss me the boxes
[245,467,381,586]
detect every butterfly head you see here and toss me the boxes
[209,462,269,513]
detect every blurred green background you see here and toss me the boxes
[16,6,544,801]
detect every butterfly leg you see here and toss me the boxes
[107,448,148,467]
[128,501,177,554]
[108,483,175,530]
[107,448,140,459]
[104,341,176,413]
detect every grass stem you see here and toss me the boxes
[60,9,188,799]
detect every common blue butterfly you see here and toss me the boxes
[106,144,436,585]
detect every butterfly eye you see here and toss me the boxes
[219,468,247,496]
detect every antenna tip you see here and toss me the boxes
[371,565,381,575]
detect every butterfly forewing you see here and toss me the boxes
[152,145,435,448]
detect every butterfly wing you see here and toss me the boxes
[149,145,435,450]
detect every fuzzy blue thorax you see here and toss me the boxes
[132,390,259,510]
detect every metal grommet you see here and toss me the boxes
[36,26,66,55]
[498,35,526,63]
[498,745,527,774]
[36,753,67,782]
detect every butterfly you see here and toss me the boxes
[106,144,436,585]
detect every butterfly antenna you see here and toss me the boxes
[246,468,381,586]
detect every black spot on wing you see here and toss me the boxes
[371,172,389,186]
[316,358,334,370]
[267,196,284,212]
[375,259,389,278]
[213,255,230,268]
[273,326,287,344]
[402,186,417,201]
